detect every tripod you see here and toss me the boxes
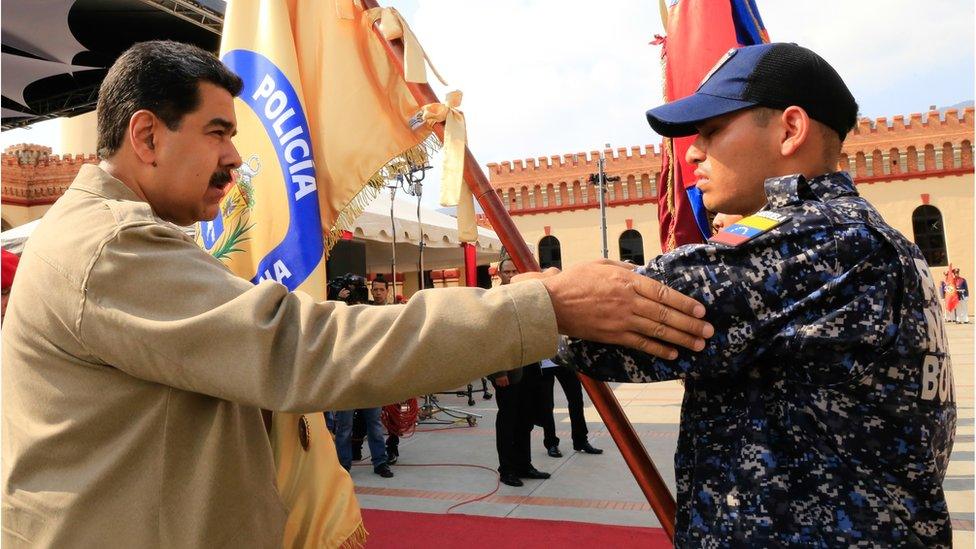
[417,392,483,426]
[436,378,492,406]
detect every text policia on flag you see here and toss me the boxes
[221,50,323,288]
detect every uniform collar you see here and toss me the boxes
[70,163,147,203]
[763,171,857,208]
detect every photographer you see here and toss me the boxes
[327,274,394,477]
[327,273,370,304]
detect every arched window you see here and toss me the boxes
[839,153,851,173]
[912,205,948,267]
[961,140,973,168]
[906,146,919,172]
[618,229,644,265]
[538,235,562,270]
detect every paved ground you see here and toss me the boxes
[351,323,974,546]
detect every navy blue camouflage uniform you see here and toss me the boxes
[561,172,956,547]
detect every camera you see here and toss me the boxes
[327,273,369,304]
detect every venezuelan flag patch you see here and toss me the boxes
[708,211,791,247]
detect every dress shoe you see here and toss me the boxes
[500,473,524,487]
[547,446,563,458]
[374,464,394,478]
[518,467,551,480]
[574,442,604,455]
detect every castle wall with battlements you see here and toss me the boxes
[1,143,99,229]
[1,108,973,280]
[486,107,974,281]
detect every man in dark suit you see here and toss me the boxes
[489,258,550,487]
[537,358,603,457]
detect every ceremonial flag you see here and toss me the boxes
[944,264,959,312]
[655,0,769,251]
[202,0,438,546]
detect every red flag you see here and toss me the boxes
[656,0,769,251]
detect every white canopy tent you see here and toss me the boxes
[353,189,504,272]
[1,191,509,271]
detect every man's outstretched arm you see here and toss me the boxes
[527,259,714,360]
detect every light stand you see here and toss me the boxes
[587,144,620,259]
[391,163,431,289]
[386,163,483,427]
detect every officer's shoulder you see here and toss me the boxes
[780,196,890,251]
[705,197,888,259]
[705,201,833,251]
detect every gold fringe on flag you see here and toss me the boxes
[324,133,442,252]
[664,137,678,252]
[336,522,369,549]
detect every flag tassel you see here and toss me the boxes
[325,132,441,252]
[336,521,369,549]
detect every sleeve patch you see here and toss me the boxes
[709,211,791,247]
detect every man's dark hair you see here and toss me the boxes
[751,107,843,167]
[372,275,390,288]
[96,40,244,159]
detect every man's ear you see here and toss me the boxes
[129,110,159,167]
[779,106,811,157]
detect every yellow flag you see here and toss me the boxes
[199,0,435,546]
[287,0,437,250]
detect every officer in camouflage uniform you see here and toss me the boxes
[560,43,955,547]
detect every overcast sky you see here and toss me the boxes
[4,0,973,209]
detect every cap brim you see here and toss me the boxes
[646,93,757,137]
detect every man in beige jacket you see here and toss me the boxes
[2,41,713,547]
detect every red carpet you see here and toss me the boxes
[360,508,671,548]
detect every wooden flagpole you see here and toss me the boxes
[362,1,677,539]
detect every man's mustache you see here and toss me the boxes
[209,170,233,188]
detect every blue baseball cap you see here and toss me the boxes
[646,43,858,139]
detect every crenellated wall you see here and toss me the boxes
[1,144,100,229]
[486,145,665,215]
[488,107,975,216]
[2,108,972,279]
[1,144,98,207]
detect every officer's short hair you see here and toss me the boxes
[750,107,842,165]
[96,40,243,159]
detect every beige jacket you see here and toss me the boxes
[2,165,558,547]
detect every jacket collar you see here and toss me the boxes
[70,163,147,203]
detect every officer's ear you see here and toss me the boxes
[778,106,811,158]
